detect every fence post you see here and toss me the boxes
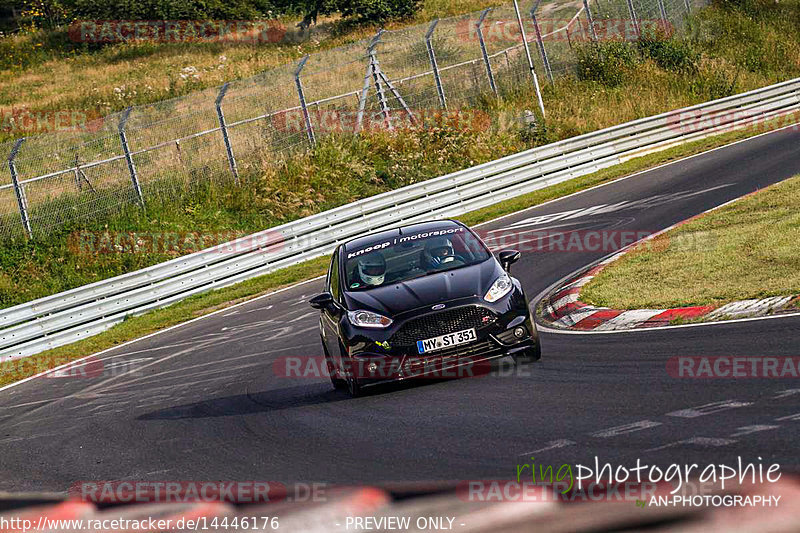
[369,30,393,131]
[118,108,145,207]
[684,0,691,13]
[73,152,81,191]
[215,83,241,185]
[529,0,554,85]
[8,138,33,239]
[657,0,669,29]
[425,19,447,110]
[378,71,417,126]
[294,56,317,148]
[511,0,546,119]
[356,31,381,133]
[582,0,599,42]
[626,0,640,37]
[476,8,498,96]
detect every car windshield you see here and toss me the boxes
[343,227,491,291]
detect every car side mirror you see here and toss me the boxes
[498,250,521,272]
[309,292,334,310]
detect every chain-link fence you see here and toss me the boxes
[0,0,706,240]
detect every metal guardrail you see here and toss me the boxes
[2,78,799,362]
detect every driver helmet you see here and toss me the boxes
[357,252,386,286]
[424,237,456,267]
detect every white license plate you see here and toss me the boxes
[416,328,477,354]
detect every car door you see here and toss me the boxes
[321,247,345,367]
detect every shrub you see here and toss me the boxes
[575,42,639,87]
[637,31,700,73]
[519,116,553,146]
[332,0,421,23]
[66,0,277,20]
[711,0,760,15]
[289,0,422,29]
[689,69,739,100]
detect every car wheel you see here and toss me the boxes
[513,341,542,364]
[341,343,362,397]
[322,340,347,390]
[346,369,362,397]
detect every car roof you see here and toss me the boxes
[342,220,465,254]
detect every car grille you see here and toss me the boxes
[390,306,495,347]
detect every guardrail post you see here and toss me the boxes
[8,138,33,239]
[118,108,145,207]
[625,0,640,37]
[476,9,498,97]
[529,0,554,85]
[294,56,317,148]
[582,0,599,42]
[425,20,447,110]
[215,83,241,185]
[657,0,669,30]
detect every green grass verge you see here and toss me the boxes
[581,172,800,311]
[1,117,795,387]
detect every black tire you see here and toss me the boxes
[346,368,362,397]
[341,343,363,397]
[322,340,347,389]
[513,341,542,364]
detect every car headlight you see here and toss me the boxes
[484,274,514,302]
[347,310,393,328]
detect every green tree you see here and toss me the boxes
[334,0,421,23]
[65,0,277,21]
[288,0,421,28]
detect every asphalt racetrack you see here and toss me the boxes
[2,126,800,493]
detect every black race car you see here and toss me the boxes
[309,219,540,396]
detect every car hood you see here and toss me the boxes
[343,259,503,317]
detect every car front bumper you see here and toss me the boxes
[340,298,538,386]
